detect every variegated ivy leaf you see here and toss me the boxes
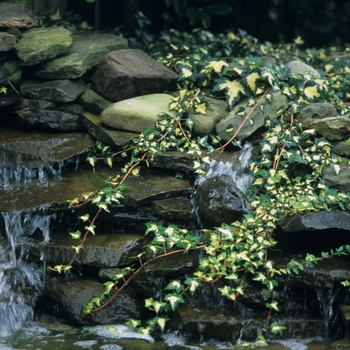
[165,294,184,311]
[184,278,201,295]
[246,72,260,92]
[156,317,168,332]
[195,102,207,114]
[203,60,229,73]
[69,230,81,240]
[126,318,141,328]
[165,280,184,293]
[304,85,320,99]
[103,281,115,294]
[215,79,245,108]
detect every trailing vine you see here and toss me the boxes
[49,28,350,344]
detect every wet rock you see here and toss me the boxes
[0,3,38,29]
[0,125,94,168]
[91,49,178,102]
[285,60,320,77]
[0,32,16,52]
[152,197,194,221]
[331,305,350,349]
[333,141,350,157]
[101,93,176,133]
[296,102,338,123]
[188,96,228,136]
[216,91,289,141]
[0,60,22,87]
[0,93,20,108]
[122,168,192,207]
[279,211,350,232]
[6,27,22,40]
[81,111,138,147]
[148,151,196,171]
[21,79,85,102]
[33,33,128,79]
[24,233,144,268]
[302,116,350,141]
[15,99,84,131]
[194,174,251,229]
[79,84,113,115]
[44,277,142,325]
[16,27,72,66]
[322,165,350,193]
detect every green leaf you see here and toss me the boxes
[204,3,232,16]
[165,293,184,311]
[215,79,245,107]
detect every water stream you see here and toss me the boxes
[0,143,343,349]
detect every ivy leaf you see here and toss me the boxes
[205,60,229,73]
[304,85,320,99]
[165,293,184,311]
[214,79,245,108]
[246,72,260,93]
[165,280,184,293]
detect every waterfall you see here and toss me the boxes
[0,207,56,336]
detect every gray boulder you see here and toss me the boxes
[0,32,16,52]
[302,116,350,140]
[296,102,338,123]
[216,91,289,141]
[285,60,320,77]
[0,3,38,28]
[100,93,176,133]
[91,49,178,102]
[33,33,128,79]
[16,27,73,66]
[0,60,22,87]
[79,84,113,115]
[21,79,85,102]
[194,174,251,229]
[323,166,350,193]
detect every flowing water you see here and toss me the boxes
[0,144,342,349]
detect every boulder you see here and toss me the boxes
[80,111,138,147]
[0,60,22,87]
[188,96,228,136]
[78,84,113,115]
[91,49,178,102]
[194,174,251,229]
[16,27,73,66]
[100,93,177,133]
[0,3,38,28]
[0,32,16,52]
[302,116,350,141]
[44,277,142,325]
[296,102,338,123]
[323,166,350,193]
[33,33,128,79]
[21,79,85,102]
[333,140,350,157]
[216,91,289,141]
[285,60,320,77]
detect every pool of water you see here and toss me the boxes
[0,314,335,350]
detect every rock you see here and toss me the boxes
[78,84,113,115]
[0,3,38,29]
[188,96,228,136]
[16,27,73,66]
[333,141,350,157]
[6,27,22,40]
[122,168,192,207]
[148,151,196,171]
[100,93,176,133]
[279,211,350,232]
[0,60,22,87]
[285,60,320,77]
[216,91,289,141]
[21,79,85,102]
[152,197,194,221]
[0,125,94,168]
[33,33,128,79]
[296,102,338,123]
[24,233,144,268]
[323,166,350,192]
[44,277,142,325]
[81,111,138,147]
[194,174,251,229]
[302,116,350,141]
[0,93,20,108]
[0,32,16,52]
[91,49,178,102]
[14,100,84,131]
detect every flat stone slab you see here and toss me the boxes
[0,60,22,86]
[24,233,144,268]
[0,32,16,52]
[122,168,192,207]
[33,33,128,79]
[0,3,38,28]
[16,27,73,66]
[81,111,138,147]
[21,79,85,102]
